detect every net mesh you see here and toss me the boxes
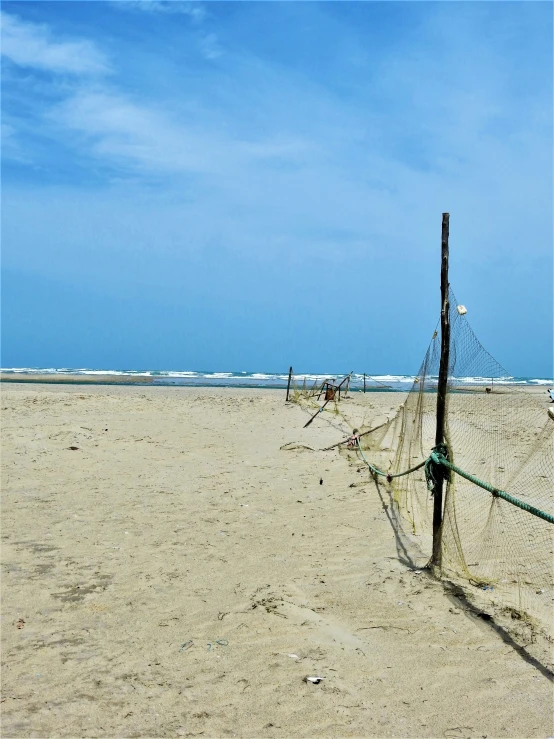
[290,288,554,667]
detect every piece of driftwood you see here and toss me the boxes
[304,399,331,428]
[320,419,390,451]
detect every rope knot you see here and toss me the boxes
[347,433,360,448]
[425,444,450,494]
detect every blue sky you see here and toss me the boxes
[1,1,552,376]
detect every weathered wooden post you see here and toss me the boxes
[432,213,451,571]
[304,398,331,428]
[345,371,353,397]
[363,373,366,393]
[286,366,293,402]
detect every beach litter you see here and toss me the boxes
[207,639,229,651]
[179,638,230,653]
[304,676,324,684]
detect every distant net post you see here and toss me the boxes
[344,371,353,397]
[432,212,451,571]
[286,366,293,402]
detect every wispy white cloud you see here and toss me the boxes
[0,122,29,164]
[0,11,110,76]
[4,3,551,271]
[53,90,226,175]
[1,122,15,140]
[51,88,312,179]
[198,32,223,60]
[111,1,206,22]
[110,1,221,60]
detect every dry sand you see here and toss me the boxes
[1,384,552,738]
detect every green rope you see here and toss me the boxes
[353,439,553,525]
[356,439,426,481]
[431,452,554,525]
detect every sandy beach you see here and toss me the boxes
[1,383,552,738]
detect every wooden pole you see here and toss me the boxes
[286,366,293,402]
[363,373,366,393]
[432,212,451,571]
[336,374,350,390]
[321,418,389,451]
[303,399,331,428]
[344,371,352,397]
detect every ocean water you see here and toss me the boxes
[1,367,552,391]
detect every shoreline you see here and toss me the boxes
[0,373,398,391]
[1,373,154,385]
[1,374,549,398]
